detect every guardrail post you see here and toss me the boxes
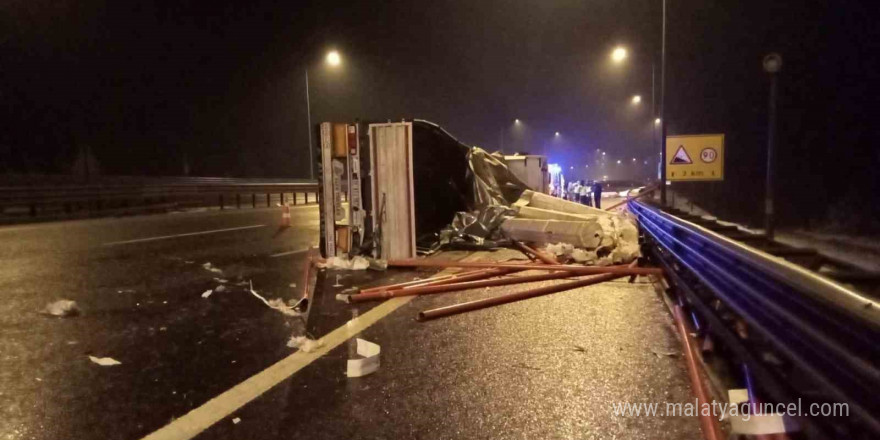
[219,194,224,210]
[293,192,298,206]
[252,194,256,208]
[266,193,270,207]
[280,193,285,205]
[306,192,310,204]
[236,193,241,209]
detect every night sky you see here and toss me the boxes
[2,0,879,228]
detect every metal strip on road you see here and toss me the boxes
[269,248,311,258]
[102,225,266,246]
[139,295,417,440]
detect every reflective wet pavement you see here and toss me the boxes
[1,204,701,440]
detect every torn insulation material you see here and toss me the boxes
[202,262,223,274]
[89,356,122,366]
[41,300,80,317]
[316,256,371,270]
[287,336,324,353]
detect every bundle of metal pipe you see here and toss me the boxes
[357,268,506,295]
[349,270,579,303]
[388,259,661,276]
[416,261,643,321]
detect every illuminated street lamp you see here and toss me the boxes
[654,118,661,125]
[611,47,627,63]
[326,51,341,66]
[555,131,560,136]
[305,50,343,180]
[617,159,621,164]
[500,118,522,154]
[632,95,642,104]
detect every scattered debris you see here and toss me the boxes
[232,417,241,425]
[346,338,381,378]
[289,283,297,288]
[41,300,79,317]
[651,349,680,358]
[89,355,122,366]
[116,289,136,294]
[214,285,227,293]
[287,336,324,352]
[572,345,587,353]
[248,281,301,317]
[201,289,213,299]
[336,294,350,303]
[202,262,223,274]
[316,256,372,270]
[214,278,229,284]
[332,274,344,288]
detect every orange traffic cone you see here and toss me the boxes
[281,204,291,227]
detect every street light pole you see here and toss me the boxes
[305,69,313,181]
[499,127,504,154]
[659,0,668,205]
[651,62,656,182]
[763,53,782,240]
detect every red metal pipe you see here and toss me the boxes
[350,270,577,303]
[357,268,497,295]
[673,305,724,440]
[416,262,641,321]
[388,259,661,276]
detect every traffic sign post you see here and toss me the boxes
[665,134,725,181]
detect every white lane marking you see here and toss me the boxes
[138,255,485,440]
[139,295,416,440]
[102,225,266,246]
[269,248,310,258]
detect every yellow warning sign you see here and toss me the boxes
[665,133,724,181]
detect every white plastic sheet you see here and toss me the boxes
[346,338,381,378]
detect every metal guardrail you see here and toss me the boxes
[629,199,880,438]
[0,175,319,221]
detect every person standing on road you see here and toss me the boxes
[592,180,603,209]
[583,180,593,207]
[577,180,588,205]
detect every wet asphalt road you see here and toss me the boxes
[1,199,702,440]
[197,259,702,440]
[0,205,318,440]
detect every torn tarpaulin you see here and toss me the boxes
[435,205,516,249]
[466,147,530,210]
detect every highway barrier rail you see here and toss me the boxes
[630,199,880,439]
[0,175,319,223]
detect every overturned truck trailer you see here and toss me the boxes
[317,120,470,260]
